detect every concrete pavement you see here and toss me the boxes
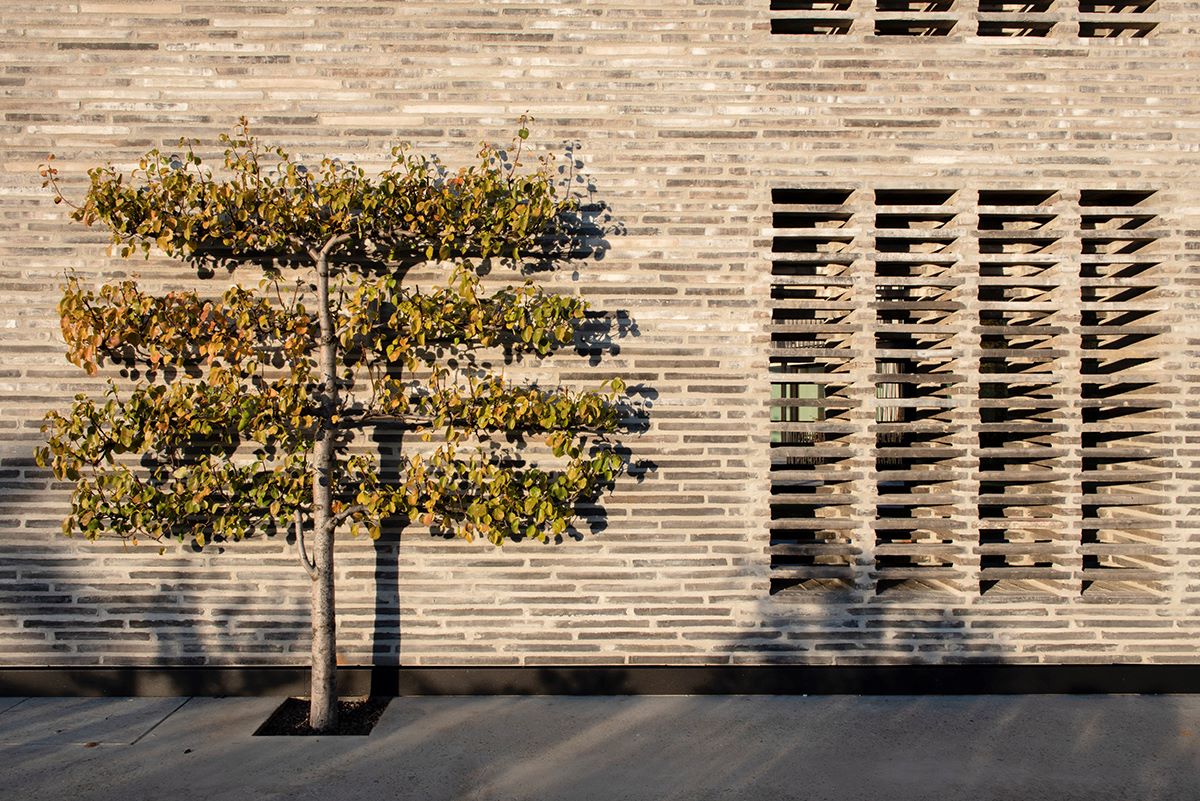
[0,694,1197,800]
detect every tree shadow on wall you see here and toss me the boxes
[0,440,322,697]
[367,157,654,696]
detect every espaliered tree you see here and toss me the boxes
[35,119,630,732]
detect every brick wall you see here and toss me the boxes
[2,1,1198,668]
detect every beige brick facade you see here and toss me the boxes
[2,1,1199,668]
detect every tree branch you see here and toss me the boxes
[311,232,355,264]
[323,504,368,535]
[294,508,316,580]
[336,412,427,428]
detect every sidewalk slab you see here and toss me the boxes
[142,696,285,742]
[0,697,185,746]
[0,694,1197,801]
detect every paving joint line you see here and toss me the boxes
[129,697,192,746]
[0,698,30,720]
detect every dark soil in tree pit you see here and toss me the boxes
[254,697,391,736]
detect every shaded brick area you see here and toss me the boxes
[0,1,1198,668]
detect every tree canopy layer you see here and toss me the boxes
[37,119,630,557]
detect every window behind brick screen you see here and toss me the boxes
[769,0,1159,37]
[768,188,1168,598]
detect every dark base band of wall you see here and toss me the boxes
[2,664,1198,697]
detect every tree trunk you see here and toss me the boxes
[309,250,339,732]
